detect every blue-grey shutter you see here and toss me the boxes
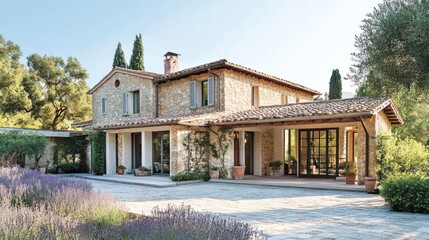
[208,77,215,106]
[101,98,106,113]
[122,93,128,114]
[189,81,196,107]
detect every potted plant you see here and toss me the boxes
[364,176,377,193]
[210,166,220,180]
[343,161,357,184]
[232,165,246,180]
[134,166,151,176]
[117,165,126,175]
[269,160,282,176]
[289,156,297,175]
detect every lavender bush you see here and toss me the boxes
[0,167,265,239]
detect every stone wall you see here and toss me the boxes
[261,128,274,176]
[92,72,154,126]
[158,71,223,117]
[223,70,314,112]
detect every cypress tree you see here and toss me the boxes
[328,69,342,100]
[129,34,145,71]
[112,42,127,69]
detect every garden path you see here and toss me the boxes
[87,180,429,240]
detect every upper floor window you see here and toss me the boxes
[296,96,300,103]
[251,86,259,107]
[122,90,140,115]
[281,94,288,105]
[189,77,214,108]
[101,97,107,114]
[132,90,140,114]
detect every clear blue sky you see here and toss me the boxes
[1,0,382,94]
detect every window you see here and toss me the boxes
[251,86,259,107]
[189,77,215,108]
[101,98,106,114]
[122,93,128,114]
[296,96,300,103]
[281,94,288,105]
[132,90,140,114]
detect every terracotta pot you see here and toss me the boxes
[364,177,377,193]
[210,170,220,180]
[232,166,246,180]
[345,175,356,184]
[117,169,125,175]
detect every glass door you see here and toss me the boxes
[152,131,170,175]
[299,129,338,177]
[244,132,254,175]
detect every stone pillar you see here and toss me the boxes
[122,133,132,171]
[106,133,117,175]
[357,116,377,184]
[239,131,245,166]
[273,128,284,175]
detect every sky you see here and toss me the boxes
[1,0,383,95]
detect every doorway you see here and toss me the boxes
[298,129,338,177]
[244,132,254,175]
[131,133,142,169]
[152,131,170,175]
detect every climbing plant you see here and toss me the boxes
[209,128,232,179]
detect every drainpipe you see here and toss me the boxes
[360,117,370,177]
[207,68,221,112]
[155,82,159,118]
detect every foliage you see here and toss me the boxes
[348,0,429,142]
[210,166,220,171]
[376,135,429,182]
[269,160,282,170]
[209,128,232,179]
[89,131,105,175]
[343,161,357,176]
[137,166,151,172]
[0,132,47,168]
[112,42,127,69]
[328,69,342,100]
[116,165,126,170]
[52,136,89,173]
[381,175,429,213]
[129,34,145,71]
[58,162,81,173]
[170,170,204,182]
[0,167,264,239]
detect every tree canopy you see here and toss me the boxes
[112,42,127,69]
[349,0,429,142]
[328,69,342,100]
[0,132,47,167]
[0,35,92,130]
[129,34,145,71]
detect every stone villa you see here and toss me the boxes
[77,52,403,184]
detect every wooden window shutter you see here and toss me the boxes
[208,77,215,106]
[189,81,197,107]
[122,92,128,114]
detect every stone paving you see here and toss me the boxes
[87,180,429,240]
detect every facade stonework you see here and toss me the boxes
[92,72,155,126]
[261,128,274,176]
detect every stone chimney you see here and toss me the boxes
[164,52,180,75]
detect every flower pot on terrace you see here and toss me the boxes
[364,177,377,193]
[345,175,356,184]
[232,166,245,180]
[117,169,125,175]
[210,170,220,180]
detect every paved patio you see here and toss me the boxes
[66,173,365,192]
[84,179,429,240]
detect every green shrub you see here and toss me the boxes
[89,131,105,175]
[377,136,429,182]
[381,175,429,213]
[170,171,203,182]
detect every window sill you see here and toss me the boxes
[190,105,215,110]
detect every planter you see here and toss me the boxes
[345,175,356,184]
[232,166,246,180]
[364,177,377,193]
[117,169,125,175]
[134,169,150,176]
[210,170,219,180]
[272,169,281,177]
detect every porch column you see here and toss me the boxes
[122,133,132,171]
[273,128,284,175]
[254,132,262,176]
[105,133,116,174]
[239,131,245,166]
[141,131,152,169]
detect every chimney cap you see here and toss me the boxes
[164,51,180,57]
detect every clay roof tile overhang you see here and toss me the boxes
[155,59,321,96]
[87,67,160,94]
[192,97,404,127]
